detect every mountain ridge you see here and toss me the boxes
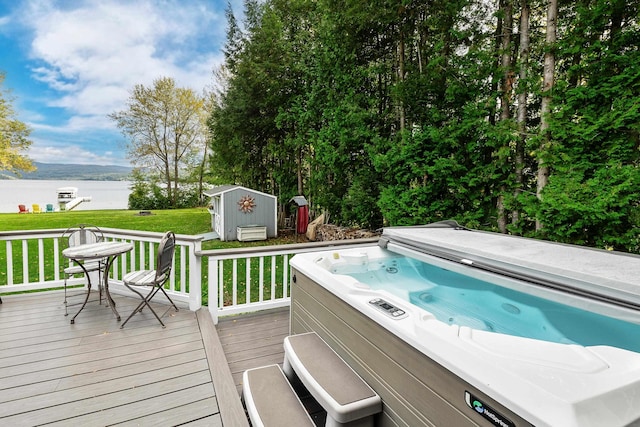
[1,162,133,181]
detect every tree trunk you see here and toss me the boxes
[497,0,513,234]
[397,33,406,133]
[198,137,208,206]
[489,8,503,127]
[514,0,530,227]
[536,0,558,231]
[297,144,303,195]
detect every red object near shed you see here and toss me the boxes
[290,196,309,234]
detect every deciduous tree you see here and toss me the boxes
[0,72,34,176]
[110,77,208,208]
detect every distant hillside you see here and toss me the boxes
[1,162,133,180]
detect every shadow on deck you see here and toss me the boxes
[0,291,289,426]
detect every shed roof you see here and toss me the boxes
[203,185,277,200]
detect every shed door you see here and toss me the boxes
[213,196,222,235]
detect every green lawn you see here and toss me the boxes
[0,208,302,250]
[1,208,303,305]
[1,208,210,235]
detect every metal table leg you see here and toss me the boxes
[70,260,93,324]
[103,255,121,321]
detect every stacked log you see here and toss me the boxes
[313,224,380,241]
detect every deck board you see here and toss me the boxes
[0,291,290,426]
[217,307,290,394]
[0,291,224,426]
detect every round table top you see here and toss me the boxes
[63,241,133,260]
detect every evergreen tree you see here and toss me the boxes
[209,0,640,251]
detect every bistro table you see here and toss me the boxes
[62,241,134,324]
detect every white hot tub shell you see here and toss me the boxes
[289,223,640,427]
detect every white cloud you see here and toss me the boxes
[29,140,126,165]
[11,0,228,165]
[24,0,225,106]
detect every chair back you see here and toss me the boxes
[62,224,104,248]
[155,231,176,282]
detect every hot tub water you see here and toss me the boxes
[335,255,640,353]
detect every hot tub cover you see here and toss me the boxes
[380,221,640,309]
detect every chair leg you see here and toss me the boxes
[149,286,179,312]
[64,275,69,316]
[120,286,149,328]
[144,297,168,327]
[120,285,178,329]
[70,279,93,324]
[121,297,166,328]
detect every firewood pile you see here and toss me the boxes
[313,224,380,241]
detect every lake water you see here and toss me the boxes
[0,180,132,213]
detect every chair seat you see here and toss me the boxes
[123,270,167,286]
[64,261,103,275]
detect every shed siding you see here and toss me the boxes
[220,188,277,241]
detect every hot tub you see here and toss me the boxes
[289,223,640,427]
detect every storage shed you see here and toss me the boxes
[204,185,278,241]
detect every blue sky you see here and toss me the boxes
[0,0,242,167]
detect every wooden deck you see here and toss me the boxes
[217,307,290,394]
[0,291,289,426]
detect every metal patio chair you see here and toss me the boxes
[62,224,106,316]
[120,231,179,328]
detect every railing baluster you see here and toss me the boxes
[129,242,136,273]
[259,256,264,302]
[37,239,45,283]
[179,245,186,293]
[246,258,251,304]
[53,238,61,281]
[271,256,276,300]
[232,259,238,306]
[283,254,289,299]
[218,259,224,310]
[22,239,29,284]
[209,257,219,323]
[6,241,13,286]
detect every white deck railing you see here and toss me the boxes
[202,239,378,323]
[0,228,204,310]
[0,228,378,324]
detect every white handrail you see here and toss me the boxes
[0,228,203,311]
[0,229,378,323]
[201,239,379,324]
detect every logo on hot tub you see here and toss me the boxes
[465,391,515,427]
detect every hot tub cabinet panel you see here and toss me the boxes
[291,269,532,427]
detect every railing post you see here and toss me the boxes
[189,239,202,311]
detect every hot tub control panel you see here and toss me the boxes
[369,298,407,319]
